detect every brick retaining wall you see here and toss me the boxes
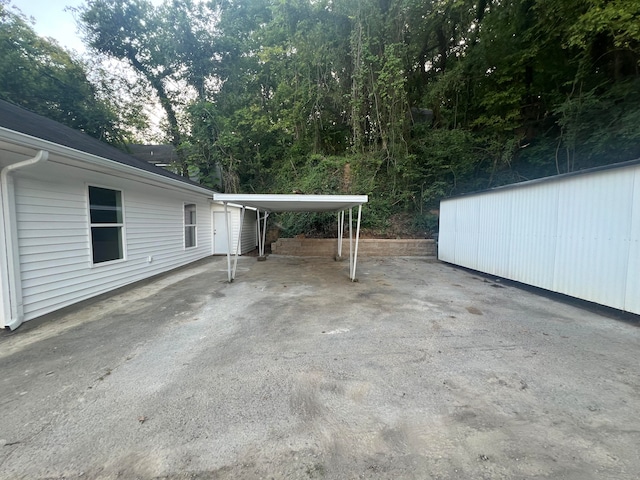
[271,238,437,257]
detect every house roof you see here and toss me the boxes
[0,99,212,192]
[128,144,178,167]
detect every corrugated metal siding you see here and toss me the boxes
[552,170,634,309]
[454,197,480,267]
[241,212,257,254]
[14,161,213,321]
[439,164,640,315]
[436,200,456,263]
[508,183,558,289]
[476,194,512,277]
[625,167,640,313]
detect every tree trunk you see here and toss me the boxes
[128,54,188,176]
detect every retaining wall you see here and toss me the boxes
[271,238,436,257]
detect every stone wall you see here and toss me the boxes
[271,238,437,257]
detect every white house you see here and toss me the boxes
[0,100,255,330]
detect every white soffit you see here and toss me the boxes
[213,194,368,213]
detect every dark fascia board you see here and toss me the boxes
[0,99,214,193]
[442,157,640,202]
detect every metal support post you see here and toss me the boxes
[348,208,353,279]
[336,210,344,260]
[231,206,245,280]
[261,212,269,256]
[224,202,232,283]
[256,208,262,256]
[256,211,269,260]
[352,204,362,282]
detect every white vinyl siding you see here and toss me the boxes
[211,204,257,254]
[13,160,212,321]
[439,163,640,315]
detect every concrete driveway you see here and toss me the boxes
[1,255,639,480]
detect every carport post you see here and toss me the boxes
[348,208,353,277]
[337,211,344,259]
[261,211,269,256]
[351,204,362,281]
[231,206,245,280]
[224,202,232,283]
[256,208,263,256]
[256,210,269,258]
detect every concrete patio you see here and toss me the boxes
[1,255,639,479]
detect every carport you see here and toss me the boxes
[213,194,368,282]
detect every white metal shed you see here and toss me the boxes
[439,159,640,315]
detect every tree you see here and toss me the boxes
[68,0,640,234]
[77,0,219,174]
[0,1,127,145]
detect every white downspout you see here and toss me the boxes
[1,150,49,330]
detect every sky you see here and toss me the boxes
[12,0,87,52]
[11,0,164,54]
[10,0,181,139]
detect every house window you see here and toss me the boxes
[184,203,196,248]
[89,186,124,264]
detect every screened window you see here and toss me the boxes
[89,186,124,264]
[184,203,196,248]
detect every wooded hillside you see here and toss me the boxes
[3,0,639,236]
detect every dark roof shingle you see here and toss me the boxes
[0,99,211,191]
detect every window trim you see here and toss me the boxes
[87,184,127,267]
[184,202,197,249]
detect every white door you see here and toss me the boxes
[212,211,230,254]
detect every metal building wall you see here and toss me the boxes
[438,162,640,315]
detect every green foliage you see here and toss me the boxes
[412,212,439,237]
[554,77,640,171]
[0,1,126,144]
[408,127,478,203]
[56,0,640,236]
[567,0,640,53]
[273,155,343,194]
[193,0,639,236]
[77,0,221,173]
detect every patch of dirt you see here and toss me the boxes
[269,211,436,240]
[285,212,433,239]
[361,213,432,239]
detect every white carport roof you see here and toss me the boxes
[212,194,368,212]
[212,194,368,283]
